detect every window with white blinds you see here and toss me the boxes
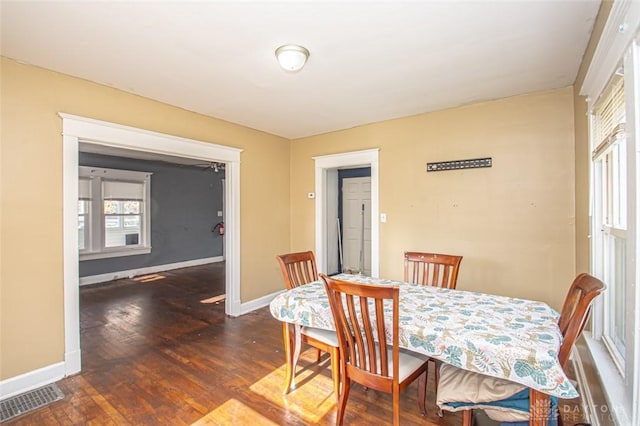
[591,71,627,371]
[592,75,625,159]
[103,181,145,200]
[78,166,152,260]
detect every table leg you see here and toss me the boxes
[292,323,302,371]
[282,322,295,394]
[282,323,303,395]
[529,388,551,426]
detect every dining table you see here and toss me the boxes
[269,273,574,426]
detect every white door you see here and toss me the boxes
[342,177,371,275]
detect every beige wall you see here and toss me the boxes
[0,57,291,379]
[291,88,576,310]
[1,31,598,382]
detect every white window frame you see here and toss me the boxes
[580,2,640,424]
[593,137,628,374]
[79,166,152,260]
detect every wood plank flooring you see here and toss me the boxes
[5,263,586,425]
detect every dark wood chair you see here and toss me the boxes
[321,273,429,426]
[403,251,463,289]
[276,251,340,398]
[436,273,605,426]
[404,251,463,396]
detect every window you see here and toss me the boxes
[79,166,152,260]
[591,72,627,372]
[582,5,640,421]
[78,177,91,251]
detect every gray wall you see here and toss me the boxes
[79,153,224,277]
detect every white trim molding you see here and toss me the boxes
[581,3,640,424]
[79,256,224,286]
[60,114,243,391]
[581,0,640,105]
[571,347,597,426]
[0,362,65,401]
[236,289,285,316]
[313,149,380,277]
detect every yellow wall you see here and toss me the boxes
[0,40,593,382]
[0,57,291,379]
[291,88,576,309]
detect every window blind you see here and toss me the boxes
[102,180,144,201]
[593,75,625,159]
[78,178,91,200]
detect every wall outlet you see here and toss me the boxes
[217,211,223,217]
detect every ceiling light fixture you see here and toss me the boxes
[275,44,310,72]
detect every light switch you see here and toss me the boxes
[217,211,223,217]
[380,213,387,223]
[308,192,315,199]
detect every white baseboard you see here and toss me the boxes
[65,348,82,376]
[79,256,224,286]
[583,333,632,426]
[233,289,285,317]
[571,346,597,426]
[0,362,65,401]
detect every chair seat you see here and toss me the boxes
[301,326,339,346]
[391,349,430,382]
[436,363,531,423]
[302,328,424,381]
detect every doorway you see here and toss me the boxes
[313,149,379,277]
[339,169,371,275]
[62,113,242,376]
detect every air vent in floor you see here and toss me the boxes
[0,383,64,423]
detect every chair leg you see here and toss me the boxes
[462,409,473,426]
[282,323,295,394]
[434,359,444,417]
[330,346,340,399]
[424,358,430,392]
[336,377,350,426]
[417,370,427,416]
[393,385,401,426]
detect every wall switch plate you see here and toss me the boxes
[308,192,315,199]
[217,211,223,217]
[380,213,387,223]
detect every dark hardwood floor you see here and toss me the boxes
[6,263,585,425]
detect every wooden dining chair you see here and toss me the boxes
[321,273,429,426]
[404,251,463,396]
[436,273,605,426]
[404,251,463,289]
[275,251,340,398]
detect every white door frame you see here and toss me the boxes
[61,113,243,376]
[313,149,379,277]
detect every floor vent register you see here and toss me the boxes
[0,383,64,423]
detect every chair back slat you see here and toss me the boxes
[374,298,389,376]
[404,252,463,289]
[557,273,605,368]
[322,275,398,381]
[276,251,318,290]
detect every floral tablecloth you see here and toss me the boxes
[269,274,577,399]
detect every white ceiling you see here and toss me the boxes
[1,1,601,139]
